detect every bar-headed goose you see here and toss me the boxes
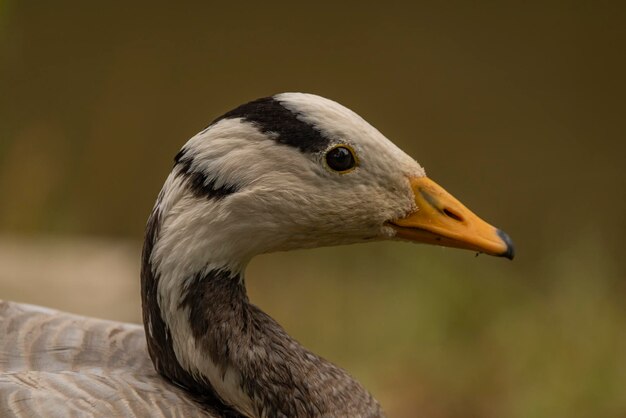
[0,93,513,417]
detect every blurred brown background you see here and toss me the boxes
[1,2,625,417]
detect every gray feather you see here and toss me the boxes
[0,300,215,417]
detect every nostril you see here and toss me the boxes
[443,208,464,222]
[419,188,465,222]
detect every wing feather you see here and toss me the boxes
[0,300,216,417]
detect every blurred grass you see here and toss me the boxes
[248,237,626,418]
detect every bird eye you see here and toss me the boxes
[325,145,357,173]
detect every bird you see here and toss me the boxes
[0,93,514,418]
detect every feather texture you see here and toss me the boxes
[0,300,216,417]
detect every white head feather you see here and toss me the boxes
[153,93,425,277]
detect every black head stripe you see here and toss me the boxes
[212,96,331,153]
[175,95,329,200]
[175,149,238,200]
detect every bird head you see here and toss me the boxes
[151,93,513,275]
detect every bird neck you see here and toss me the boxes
[140,205,383,418]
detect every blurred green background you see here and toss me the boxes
[1,2,625,417]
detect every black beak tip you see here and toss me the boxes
[496,229,515,260]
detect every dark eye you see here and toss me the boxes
[325,146,357,172]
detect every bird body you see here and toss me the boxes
[0,300,209,417]
[0,93,513,417]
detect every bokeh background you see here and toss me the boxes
[1,2,625,417]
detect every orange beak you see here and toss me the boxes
[388,177,514,259]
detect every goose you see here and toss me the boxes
[0,93,514,418]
